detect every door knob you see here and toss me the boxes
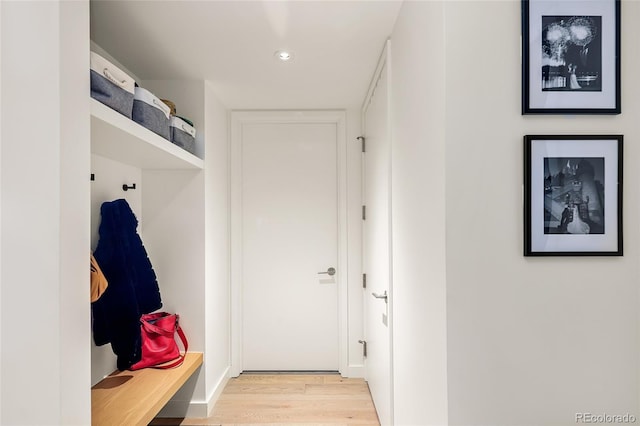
[372,290,388,302]
[318,267,336,276]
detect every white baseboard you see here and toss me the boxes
[159,399,209,419]
[344,364,365,378]
[156,365,230,419]
[205,366,231,416]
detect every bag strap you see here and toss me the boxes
[151,319,189,370]
[141,318,175,337]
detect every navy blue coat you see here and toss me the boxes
[92,199,162,370]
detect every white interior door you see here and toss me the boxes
[363,43,393,425]
[241,121,339,371]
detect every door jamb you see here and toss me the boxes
[230,110,348,376]
[361,39,394,423]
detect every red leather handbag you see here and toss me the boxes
[130,312,188,370]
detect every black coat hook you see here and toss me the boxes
[122,183,136,191]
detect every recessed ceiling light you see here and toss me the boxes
[274,50,293,62]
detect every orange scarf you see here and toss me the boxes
[90,253,108,302]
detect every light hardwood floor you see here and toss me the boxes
[151,374,380,426]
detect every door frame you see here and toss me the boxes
[230,110,348,376]
[361,40,394,424]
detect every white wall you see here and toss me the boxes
[346,107,364,375]
[143,81,230,417]
[389,1,639,425]
[389,2,449,425]
[90,156,143,253]
[144,168,206,416]
[203,81,231,411]
[444,1,638,424]
[145,79,231,417]
[1,1,91,424]
[0,2,3,419]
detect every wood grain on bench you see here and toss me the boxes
[91,352,203,426]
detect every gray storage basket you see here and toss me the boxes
[90,52,135,118]
[170,116,196,154]
[132,87,171,140]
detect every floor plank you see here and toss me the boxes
[221,383,307,395]
[233,374,326,385]
[303,384,372,396]
[151,374,380,426]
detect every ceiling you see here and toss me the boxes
[90,0,403,110]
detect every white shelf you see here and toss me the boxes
[90,98,204,170]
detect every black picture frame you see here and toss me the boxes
[524,135,623,256]
[522,0,621,114]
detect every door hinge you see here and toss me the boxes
[357,136,366,153]
[358,339,367,358]
[362,273,367,289]
[362,205,366,220]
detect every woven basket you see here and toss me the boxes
[160,99,176,116]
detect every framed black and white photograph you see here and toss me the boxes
[524,135,623,256]
[522,0,620,114]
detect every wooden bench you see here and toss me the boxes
[91,352,203,426]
